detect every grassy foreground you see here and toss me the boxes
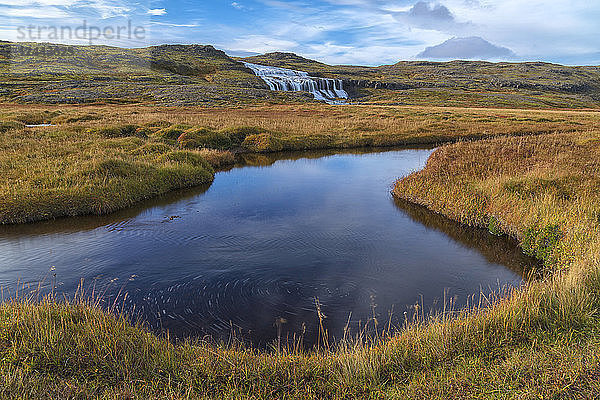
[392,130,600,396]
[2,104,600,398]
[2,103,600,224]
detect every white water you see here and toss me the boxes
[244,62,348,105]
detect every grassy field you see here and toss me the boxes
[0,108,235,224]
[2,103,600,398]
[2,103,600,224]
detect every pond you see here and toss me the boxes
[0,147,536,347]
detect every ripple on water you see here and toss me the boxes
[0,148,535,347]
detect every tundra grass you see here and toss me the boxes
[1,273,599,399]
[1,103,599,224]
[390,130,600,397]
[0,117,233,224]
[2,105,600,397]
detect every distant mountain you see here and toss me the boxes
[418,37,517,60]
[242,52,329,70]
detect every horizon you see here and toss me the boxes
[1,1,599,67]
[4,40,600,69]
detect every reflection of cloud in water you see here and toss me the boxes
[0,147,536,348]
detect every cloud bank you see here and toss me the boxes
[394,1,468,31]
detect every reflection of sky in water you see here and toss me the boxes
[0,149,533,346]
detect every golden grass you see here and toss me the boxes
[4,103,600,144]
[2,103,599,224]
[0,111,238,224]
[390,129,600,396]
[44,104,600,145]
[2,104,600,398]
[394,131,600,270]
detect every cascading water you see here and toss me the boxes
[244,62,348,105]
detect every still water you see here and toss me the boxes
[0,148,535,346]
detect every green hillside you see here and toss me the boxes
[0,42,311,106]
[1,42,259,84]
[243,52,600,109]
[1,42,600,108]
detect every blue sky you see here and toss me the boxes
[1,0,599,66]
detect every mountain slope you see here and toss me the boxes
[0,42,318,106]
[1,42,599,108]
[243,52,600,108]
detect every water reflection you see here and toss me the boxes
[392,198,539,277]
[0,184,212,238]
[0,147,536,347]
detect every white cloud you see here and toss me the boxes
[0,0,77,5]
[150,21,199,28]
[147,8,166,16]
[83,0,131,19]
[146,8,167,16]
[1,0,599,65]
[0,6,69,18]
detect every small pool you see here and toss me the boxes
[0,147,536,346]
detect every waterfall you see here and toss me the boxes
[243,62,348,105]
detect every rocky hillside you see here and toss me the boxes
[1,42,599,108]
[0,42,315,106]
[242,52,600,109]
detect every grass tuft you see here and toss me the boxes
[177,127,232,150]
[87,124,146,138]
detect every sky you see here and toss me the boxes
[1,0,599,66]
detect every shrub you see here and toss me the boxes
[177,128,232,150]
[487,216,503,236]
[242,133,283,152]
[522,224,562,265]
[0,121,25,133]
[221,126,264,145]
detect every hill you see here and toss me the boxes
[242,51,332,70]
[0,42,311,106]
[241,53,600,109]
[1,41,600,108]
